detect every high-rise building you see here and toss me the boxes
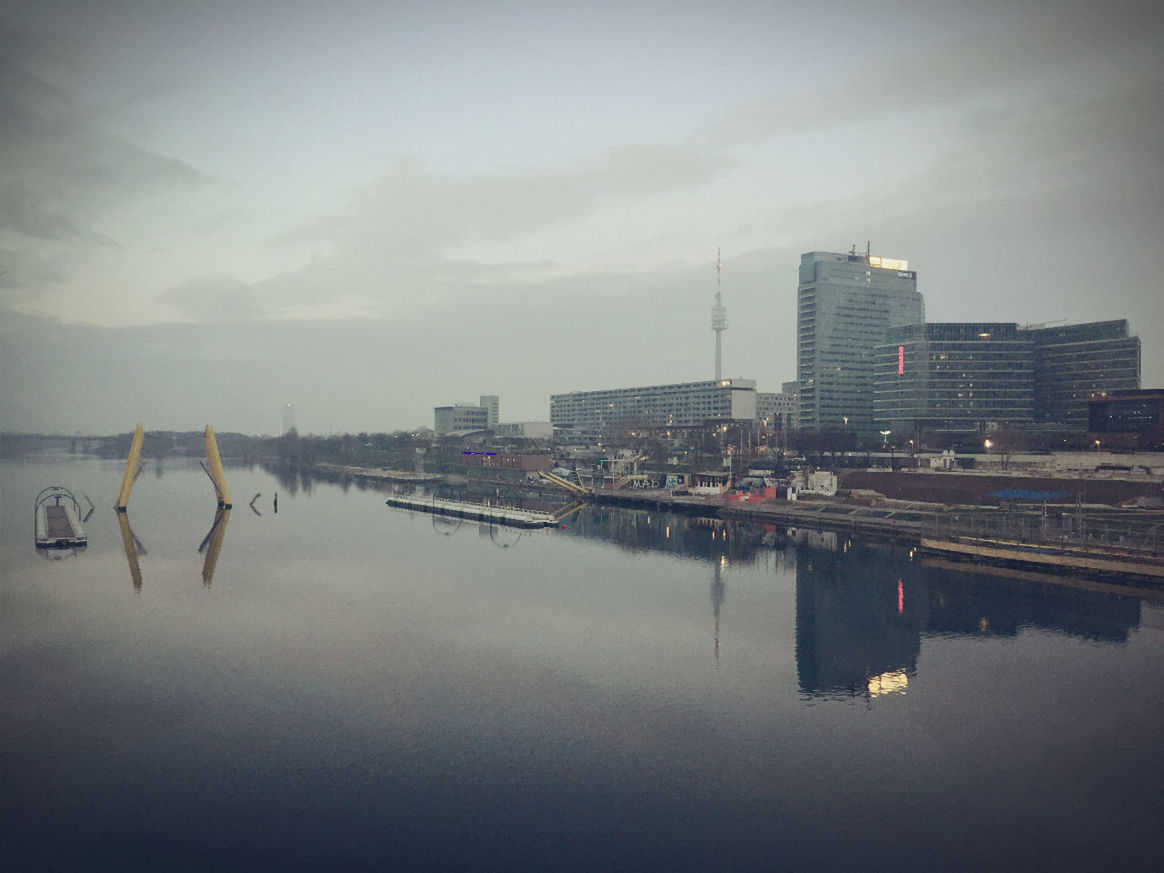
[873,323,1035,437]
[281,402,296,435]
[871,320,1142,439]
[797,250,924,434]
[1024,320,1140,428]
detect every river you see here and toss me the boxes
[2,455,1162,871]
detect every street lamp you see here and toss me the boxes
[880,430,891,447]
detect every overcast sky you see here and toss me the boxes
[2,0,1161,435]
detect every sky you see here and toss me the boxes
[2,0,1162,435]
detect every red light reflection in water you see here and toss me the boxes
[897,578,904,614]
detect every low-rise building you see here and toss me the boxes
[434,403,488,434]
[1088,389,1164,449]
[551,379,757,442]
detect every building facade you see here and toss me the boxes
[434,403,489,434]
[1088,389,1164,449]
[478,395,500,429]
[495,421,554,440]
[797,250,925,434]
[551,379,757,441]
[871,319,1142,439]
[873,323,1035,437]
[756,390,796,431]
[1025,321,1140,428]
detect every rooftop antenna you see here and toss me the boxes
[866,240,871,257]
[711,248,728,380]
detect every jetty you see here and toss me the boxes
[35,486,88,549]
[385,494,559,529]
[919,535,1164,584]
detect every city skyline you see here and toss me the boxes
[2,1,1162,435]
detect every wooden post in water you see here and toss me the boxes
[115,424,145,512]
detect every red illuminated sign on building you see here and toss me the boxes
[898,345,904,375]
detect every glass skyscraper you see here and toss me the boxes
[1025,320,1140,428]
[873,323,1035,437]
[797,250,925,433]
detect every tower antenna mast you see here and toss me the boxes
[711,248,728,380]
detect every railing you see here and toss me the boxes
[922,508,1162,560]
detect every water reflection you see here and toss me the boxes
[116,512,145,591]
[711,556,725,667]
[115,505,232,589]
[563,505,1147,701]
[794,540,924,699]
[921,563,1142,643]
[198,507,231,587]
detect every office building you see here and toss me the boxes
[797,250,925,434]
[1024,321,1140,428]
[551,379,757,442]
[873,323,1035,436]
[434,394,502,434]
[434,402,488,434]
[756,390,796,431]
[1088,389,1164,449]
[872,319,1141,439]
[479,395,500,429]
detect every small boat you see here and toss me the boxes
[35,486,88,550]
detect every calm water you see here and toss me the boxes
[3,455,1162,872]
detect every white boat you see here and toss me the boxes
[35,486,88,549]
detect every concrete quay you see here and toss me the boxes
[592,489,932,540]
[384,494,559,529]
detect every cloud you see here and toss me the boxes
[229,143,734,320]
[298,144,733,250]
[707,0,1164,148]
[0,50,203,260]
[157,274,268,323]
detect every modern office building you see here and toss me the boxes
[873,323,1035,437]
[551,379,757,442]
[1024,321,1140,428]
[797,249,925,434]
[871,319,1141,439]
[1087,389,1164,449]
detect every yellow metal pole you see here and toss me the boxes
[115,424,145,511]
[203,425,232,508]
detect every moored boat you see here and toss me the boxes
[35,486,88,549]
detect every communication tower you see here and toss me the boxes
[711,248,728,380]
